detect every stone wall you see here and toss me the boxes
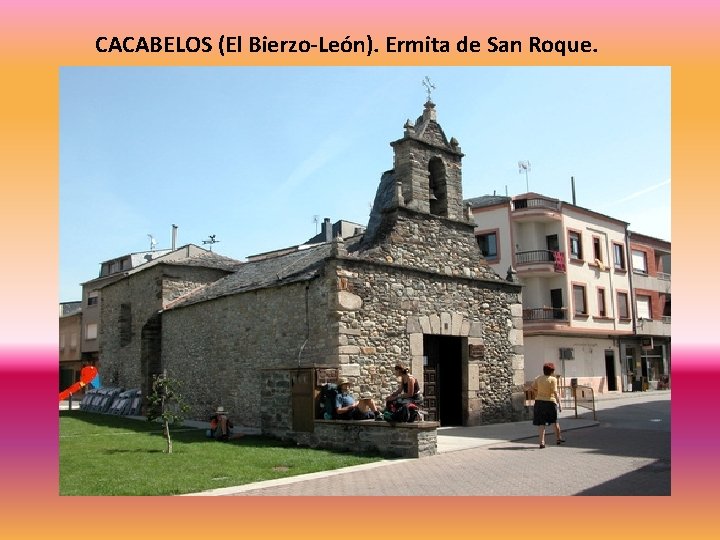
[162,278,335,426]
[100,264,229,393]
[296,420,439,458]
[360,209,501,282]
[326,254,523,424]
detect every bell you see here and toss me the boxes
[429,192,438,201]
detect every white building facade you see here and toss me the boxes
[469,192,636,393]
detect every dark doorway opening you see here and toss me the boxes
[546,234,560,252]
[550,288,564,319]
[604,349,618,391]
[423,334,463,426]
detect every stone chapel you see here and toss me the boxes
[98,99,525,441]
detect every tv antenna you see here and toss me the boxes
[147,234,157,251]
[518,160,531,193]
[202,234,219,251]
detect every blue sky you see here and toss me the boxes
[60,67,670,302]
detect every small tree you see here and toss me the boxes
[146,370,189,454]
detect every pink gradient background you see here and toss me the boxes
[1,0,718,537]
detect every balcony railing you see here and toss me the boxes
[523,307,568,321]
[658,272,671,281]
[516,250,554,264]
[516,250,566,272]
[512,197,560,211]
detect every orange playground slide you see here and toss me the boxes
[59,365,99,401]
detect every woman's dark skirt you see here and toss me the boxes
[532,400,558,426]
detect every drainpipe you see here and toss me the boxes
[625,227,638,390]
[625,228,636,335]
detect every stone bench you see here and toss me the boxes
[303,419,440,458]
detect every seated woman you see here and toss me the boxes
[386,362,422,406]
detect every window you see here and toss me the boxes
[613,243,626,270]
[476,231,498,259]
[87,292,98,306]
[593,237,602,262]
[637,295,652,320]
[568,231,583,260]
[86,323,97,340]
[617,292,630,319]
[632,249,648,274]
[70,333,77,350]
[60,334,65,351]
[573,284,587,315]
[597,288,606,317]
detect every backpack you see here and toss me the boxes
[386,401,419,423]
[319,383,338,419]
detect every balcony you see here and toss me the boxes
[523,307,570,331]
[636,317,671,337]
[511,196,561,223]
[523,307,568,321]
[632,272,671,294]
[515,250,566,276]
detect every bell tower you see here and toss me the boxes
[390,100,465,220]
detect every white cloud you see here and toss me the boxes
[611,178,671,205]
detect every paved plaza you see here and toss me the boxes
[187,391,670,496]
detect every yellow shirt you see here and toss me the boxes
[533,375,557,402]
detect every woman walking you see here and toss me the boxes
[532,362,565,448]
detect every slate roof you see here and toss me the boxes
[128,249,172,268]
[166,242,333,310]
[464,195,511,209]
[159,250,242,272]
[60,302,82,317]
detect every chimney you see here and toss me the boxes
[172,224,178,250]
[571,177,576,206]
[323,218,332,243]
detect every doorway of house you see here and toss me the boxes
[604,349,618,391]
[423,334,463,426]
[550,288,564,319]
[546,234,560,253]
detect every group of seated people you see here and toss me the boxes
[335,362,422,421]
[207,362,424,436]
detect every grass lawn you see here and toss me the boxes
[60,411,383,495]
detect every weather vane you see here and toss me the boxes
[422,76,436,102]
[202,234,220,251]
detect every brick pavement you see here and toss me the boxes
[218,427,668,496]
[186,391,670,496]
